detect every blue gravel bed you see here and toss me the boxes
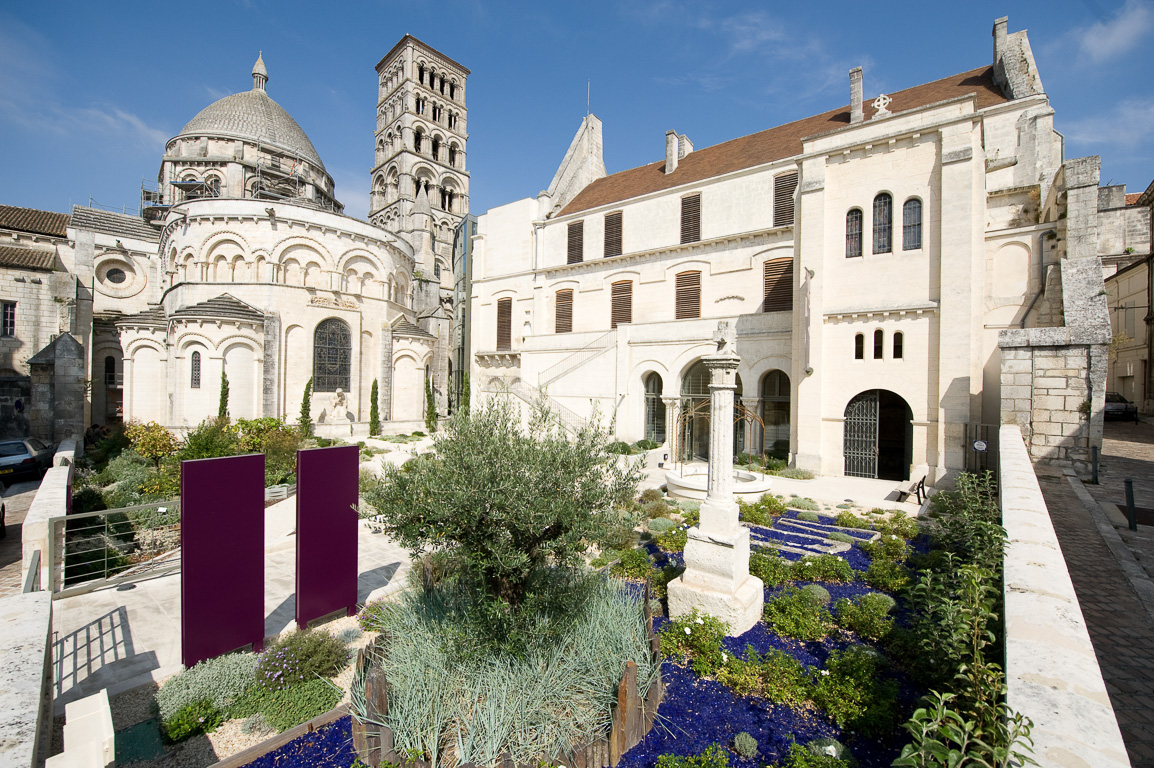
[242,715,355,767]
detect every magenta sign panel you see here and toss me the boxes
[181,453,265,668]
[295,445,359,627]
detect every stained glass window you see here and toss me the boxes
[191,351,201,388]
[314,318,352,392]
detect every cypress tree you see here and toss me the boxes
[369,379,380,436]
[425,378,437,433]
[218,371,230,421]
[300,377,313,437]
[460,371,470,414]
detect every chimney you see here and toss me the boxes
[665,130,679,174]
[678,134,693,159]
[850,67,863,125]
[993,16,1008,66]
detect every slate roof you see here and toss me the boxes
[70,206,162,243]
[0,245,57,272]
[114,306,166,327]
[178,88,325,170]
[392,319,435,339]
[169,294,265,323]
[560,66,1010,217]
[0,204,69,238]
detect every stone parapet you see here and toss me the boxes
[0,591,54,768]
[21,465,72,593]
[999,424,1130,767]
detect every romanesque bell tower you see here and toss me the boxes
[370,35,469,279]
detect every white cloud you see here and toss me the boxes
[1075,0,1152,63]
[1063,97,1154,150]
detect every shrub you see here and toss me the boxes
[639,488,665,505]
[796,510,820,521]
[717,646,810,706]
[772,742,856,768]
[424,378,437,433]
[656,525,688,553]
[590,548,623,569]
[660,609,728,675]
[254,629,349,691]
[827,532,854,544]
[240,713,275,737]
[739,494,785,527]
[125,421,179,466]
[906,548,954,573]
[162,699,222,743]
[800,584,831,606]
[656,744,730,768]
[834,593,896,640]
[648,517,676,534]
[650,564,684,600]
[644,500,673,519]
[776,467,814,480]
[734,452,763,467]
[299,378,313,438]
[606,440,633,455]
[835,512,871,529]
[611,548,654,580]
[733,732,758,758]
[763,457,788,472]
[600,520,639,552]
[634,439,660,451]
[228,677,341,732]
[863,560,912,593]
[873,511,919,539]
[860,534,911,563]
[369,379,380,437]
[763,587,834,641]
[71,486,107,515]
[749,550,792,586]
[155,651,258,720]
[178,417,238,462]
[791,554,853,583]
[810,645,899,738]
[219,371,230,420]
[790,497,821,511]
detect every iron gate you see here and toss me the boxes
[845,390,879,478]
[964,423,999,480]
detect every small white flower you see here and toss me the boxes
[823,745,838,757]
[685,627,692,635]
[820,670,830,676]
[695,617,704,625]
[722,653,728,663]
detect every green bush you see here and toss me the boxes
[835,511,871,529]
[860,534,911,563]
[155,651,257,720]
[739,494,785,527]
[863,559,912,593]
[634,439,660,451]
[656,525,688,553]
[834,593,896,640]
[796,510,820,521]
[790,497,821,512]
[656,744,730,768]
[644,500,673,519]
[717,646,810,706]
[611,548,654,580]
[659,609,728,675]
[771,742,855,768]
[162,699,223,743]
[178,417,239,462]
[749,550,793,586]
[648,517,676,534]
[240,713,275,737]
[71,487,107,515]
[791,554,853,583]
[734,452,763,467]
[606,440,634,455]
[810,645,899,738]
[872,511,919,539]
[906,548,954,573]
[227,677,341,732]
[589,548,623,569]
[599,520,639,552]
[763,587,834,641]
[763,457,788,472]
[254,629,348,691]
[733,732,758,758]
[650,564,684,600]
[776,468,815,480]
[827,531,854,544]
[800,584,831,606]
[639,488,664,505]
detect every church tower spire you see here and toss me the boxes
[252,52,268,91]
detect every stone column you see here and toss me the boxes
[668,322,764,636]
[662,396,679,455]
[741,396,761,456]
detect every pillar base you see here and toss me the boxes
[667,572,764,637]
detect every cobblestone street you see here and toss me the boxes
[0,479,50,598]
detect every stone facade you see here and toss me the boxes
[1105,256,1150,413]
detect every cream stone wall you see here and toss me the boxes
[1106,259,1149,410]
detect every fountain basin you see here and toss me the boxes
[665,467,774,501]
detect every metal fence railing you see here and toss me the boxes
[48,498,181,598]
[22,550,41,593]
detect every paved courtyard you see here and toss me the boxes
[0,479,52,598]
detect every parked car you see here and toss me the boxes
[0,438,54,482]
[0,482,6,539]
[1104,392,1139,422]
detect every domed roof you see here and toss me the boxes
[176,55,325,171]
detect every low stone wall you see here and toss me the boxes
[21,464,72,594]
[52,439,76,467]
[999,424,1129,767]
[0,591,53,768]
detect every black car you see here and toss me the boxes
[0,438,53,482]
[1104,392,1139,422]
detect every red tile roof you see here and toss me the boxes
[0,204,69,238]
[1126,193,1143,206]
[559,66,1009,217]
[0,245,57,271]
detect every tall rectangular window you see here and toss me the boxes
[675,271,701,319]
[902,198,922,250]
[873,193,892,254]
[0,302,15,337]
[191,350,201,388]
[567,221,584,264]
[680,193,701,244]
[604,211,623,257]
[762,259,794,312]
[846,209,863,258]
[555,289,573,334]
[773,171,799,227]
[496,297,512,351]
[610,281,632,328]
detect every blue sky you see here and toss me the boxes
[1,1,1151,221]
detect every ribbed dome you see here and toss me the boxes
[177,88,325,171]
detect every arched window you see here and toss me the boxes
[854,333,864,360]
[873,193,892,254]
[313,318,352,392]
[206,177,221,198]
[418,64,426,84]
[431,137,441,160]
[448,145,458,166]
[903,198,922,250]
[414,130,423,153]
[873,329,884,359]
[190,350,201,388]
[761,370,791,459]
[846,209,863,258]
[434,261,442,279]
[104,355,117,386]
[644,372,665,444]
[893,331,904,359]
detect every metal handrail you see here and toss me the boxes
[538,330,616,388]
[22,550,41,593]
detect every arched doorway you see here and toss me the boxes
[844,390,912,481]
[644,372,665,444]
[679,361,742,461]
[761,370,790,459]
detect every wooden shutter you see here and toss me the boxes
[610,281,632,328]
[567,221,584,264]
[773,171,798,227]
[680,193,701,244]
[762,258,793,313]
[675,271,701,319]
[555,289,573,334]
[496,297,512,350]
[604,211,623,257]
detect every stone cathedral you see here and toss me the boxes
[0,35,468,438]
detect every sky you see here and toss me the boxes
[1,1,1151,222]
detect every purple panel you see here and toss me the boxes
[296,445,359,627]
[181,453,265,668]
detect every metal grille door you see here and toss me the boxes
[845,390,879,478]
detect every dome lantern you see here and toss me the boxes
[252,51,268,91]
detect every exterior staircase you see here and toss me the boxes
[538,330,616,388]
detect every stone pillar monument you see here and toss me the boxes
[667,322,764,635]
